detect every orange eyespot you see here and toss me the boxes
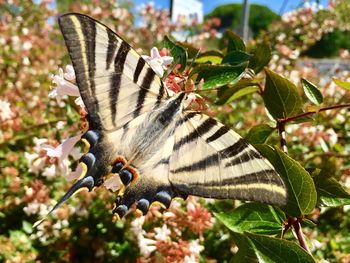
[127,166,140,184]
[111,155,127,166]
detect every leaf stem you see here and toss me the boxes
[279,103,350,124]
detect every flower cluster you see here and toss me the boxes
[130,197,212,262]
[1,0,350,262]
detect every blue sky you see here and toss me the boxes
[134,0,328,15]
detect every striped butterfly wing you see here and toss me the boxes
[52,13,287,220]
[169,112,287,205]
[58,13,167,131]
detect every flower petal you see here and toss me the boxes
[150,47,161,59]
[161,56,173,66]
[67,163,84,182]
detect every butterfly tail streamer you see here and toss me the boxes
[33,175,95,228]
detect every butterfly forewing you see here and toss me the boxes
[58,13,167,131]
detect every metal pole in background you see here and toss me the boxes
[240,0,250,42]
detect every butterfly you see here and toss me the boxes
[48,13,287,220]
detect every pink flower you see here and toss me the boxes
[41,134,81,161]
[142,47,173,77]
[50,65,81,104]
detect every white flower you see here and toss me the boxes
[142,47,173,77]
[25,152,45,175]
[63,65,75,81]
[50,66,80,103]
[67,163,84,182]
[41,134,81,161]
[23,202,41,215]
[22,27,29,35]
[189,239,204,255]
[154,224,171,241]
[23,41,32,50]
[130,216,156,257]
[42,165,57,179]
[0,99,15,121]
[22,56,30,66]
[56,121,65,130]
[74,96,85,108]
[138,233,157,257]
[0,37,5,45]
[184,254,197,263]
[23,202,50,216]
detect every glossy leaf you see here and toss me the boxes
[222,30,246,52]
[333,78,350,91]
[196,50,223,64]
[313,172,350,207]
[301,78,323,105]
[249,42,272,74]
[263,68,303,120]
[190,63,247,89]
[232,232,315,263]
[215,203,286,235]
[164,35,187,72]
[216,79,259,105]
[222,51,251,66]
[177,41,199,59]
[256,145,317,216]
[246,124,274,144]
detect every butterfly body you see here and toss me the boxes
[51,13,288,219]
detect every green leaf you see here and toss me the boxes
[222,51,251,66]
[313,172,350,207]
[216,78,259,105]
[333,78,350,91]
[22,220,33,234]
[248,42,272,74]
[263,68,303,120]
[221,30,246,52]
[232,232,315,263]
[301,78,323,105]
[256,145,317,216]
[195,50,223,64]
[245,124,274,144]
[215,203,286,235]
[163,35,187,72]
[177,42,199,59]
[190,63,247,90]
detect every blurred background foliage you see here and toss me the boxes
[0,0,350,262]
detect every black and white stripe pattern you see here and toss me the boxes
[58,13,287,215]
[58,13,167,131]
[169,113,287,205]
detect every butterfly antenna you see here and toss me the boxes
[33,175,95,228]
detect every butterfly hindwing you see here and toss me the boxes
[58,13,167,131]
[169,112,287,206]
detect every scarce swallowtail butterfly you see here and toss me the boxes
[45,13,288,220]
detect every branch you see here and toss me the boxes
[293,219,312,255]
[279,103,350,124]
[277,119,312,254]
